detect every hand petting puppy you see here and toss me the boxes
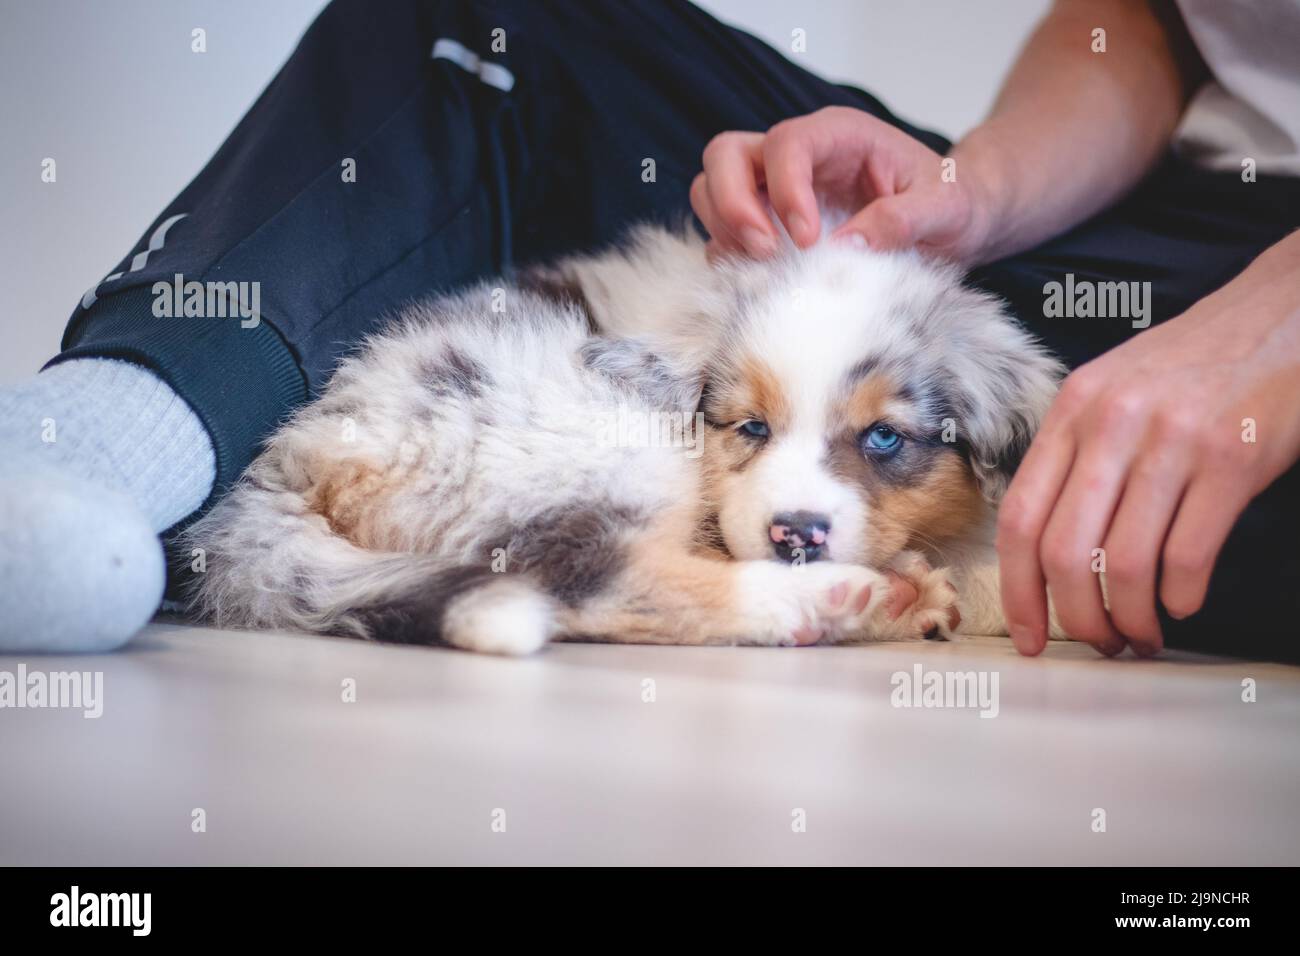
[690,107,990,263]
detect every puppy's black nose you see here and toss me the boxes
[769,511,831,563]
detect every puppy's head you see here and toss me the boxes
[700,244,1063,567]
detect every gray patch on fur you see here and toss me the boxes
[516,266,597,332]
[500,504,644,605]
[420,348,489,397]
[579,339,700,413]
[841,356,881,390]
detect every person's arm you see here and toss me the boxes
[953,0,1205,263]
[691,0,1206,266]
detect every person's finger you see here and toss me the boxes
[1038,439,1135,656]
[996,426,1077,656]
[699,131,775,257]
[761,119,823,247]
[1100,447,1193,656]
[1159,478,1249,621]
[691,172,747,256]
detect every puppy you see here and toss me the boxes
[184,225,1064,653]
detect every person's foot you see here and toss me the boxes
[0,465,165,653]
[0,357,216,653]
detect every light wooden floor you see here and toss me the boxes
[2,620,1297,865]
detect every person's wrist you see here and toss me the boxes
[947,129,1018,266]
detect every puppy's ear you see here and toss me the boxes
[964,387,1052,503]
[928,283,1065,503]
[521,222,711,333]
[518,222,731,375]
[516,263,598,331]
[578,337,703,415]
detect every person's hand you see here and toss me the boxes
[997,289,1300,657]
[690,106,993,264]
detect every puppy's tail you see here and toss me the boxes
[181,479,557,655]
[351,565,558,655]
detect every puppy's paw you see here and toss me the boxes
[734,561,884,646]
[874,551,961,641]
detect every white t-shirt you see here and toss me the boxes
[1173,0,1300,176]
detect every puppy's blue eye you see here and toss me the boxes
[739,420,770,439]
[863,424,902,453]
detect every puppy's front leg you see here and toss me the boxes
[555,542,959,646]
[947,542,1069,640]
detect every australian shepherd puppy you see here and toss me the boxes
[184,225,1064,654]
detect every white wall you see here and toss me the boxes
[695,0,1049,137]
[0,0,1048,383]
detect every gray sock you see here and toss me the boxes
[0,358,217,652]
[0,357,216,530]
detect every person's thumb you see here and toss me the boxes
[831,191,938,252]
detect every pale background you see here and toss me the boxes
[0,0,1050,383]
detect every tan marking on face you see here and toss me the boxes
[710,355,792,433]
[702,423,760,481]
[838,371,895,433]
[867,455,985,562]
[698,430,736,524]
[699,353,798,502]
